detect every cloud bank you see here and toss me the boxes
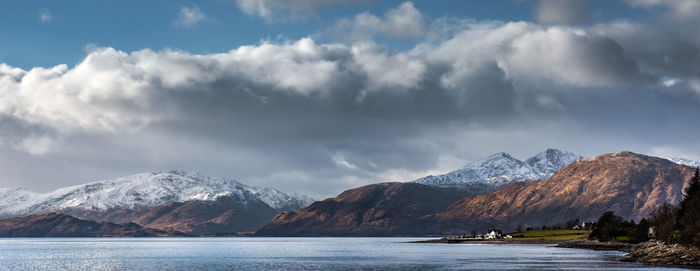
[2,4,700,197]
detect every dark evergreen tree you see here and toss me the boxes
[677,168,700,246]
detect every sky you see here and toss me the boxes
[1,0,700,198]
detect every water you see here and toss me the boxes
[0,237,688,270]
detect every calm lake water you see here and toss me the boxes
[0,237,689,270]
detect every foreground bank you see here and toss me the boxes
[560,239,700,267]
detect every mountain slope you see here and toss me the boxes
[0,213,178,237]
[131,195,279,235]
[0,170,313,221]
[423,152,696,234]
[413,148,581,192]
[256,183,467,236]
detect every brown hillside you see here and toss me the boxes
[425,152,695,233]
[256,182,467,236]
[0,212,175,237]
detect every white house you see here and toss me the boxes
[484,229,503,239]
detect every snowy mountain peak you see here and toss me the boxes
[469,152,520,167]
[414,149,582,191]
[0,170,314,219]
[526,149,582,174]
[667,157,700,169]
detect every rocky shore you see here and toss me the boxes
[557,239,632,251]
[623,241,700,266]
[559,239,700,267]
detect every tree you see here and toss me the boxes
[515,224,524,233]
[649,204,676,243]
[676,168,700,246]
[630,218,651,243]
[589,211,632,242]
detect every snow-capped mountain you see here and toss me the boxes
[667,157,700,169]
[0,170,314,219]
[413,149,582,192]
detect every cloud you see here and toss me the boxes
[626,0,700,20]
[39,8,52,23]
[235,0,368,22]
[534,0,590,24]
[326,1,426,41]
[175,5,206,27]
[14,134,56,155]
[2,15,700,196]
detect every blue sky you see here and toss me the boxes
[1,0,700,197]
[2,0,649,69]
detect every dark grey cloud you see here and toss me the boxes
[534,0,591,24]
[1,17,700,198]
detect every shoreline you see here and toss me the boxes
[559,239,700,267]
[413,237,700,268]
[409,237,564,244]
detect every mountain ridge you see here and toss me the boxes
[258,151,697,236]
[422,151,696,233]
[0,212,183,237]
[0,170,314,221]
[413,148,582,192]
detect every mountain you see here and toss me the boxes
[0,170,314,222]
[131,195,279,235]
[413,148,581,193]
[423,152,697,234]
[260,152,696,236]
[0,213,180,237]
[255,183,467,236]
[668,157,700,169]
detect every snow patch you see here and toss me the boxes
[414,148,582,190]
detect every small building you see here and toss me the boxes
[580,222,596,230]
[484,229,503,239]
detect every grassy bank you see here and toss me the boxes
[510,229,591,241]
[412,229,591,244]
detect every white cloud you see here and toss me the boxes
[626,0,700,20]
[351,42,426,90]
[331,152,357,169]
[235,0,366,22]
[39,8,52,23]
[14,134,56,155]
[0,22,673,135]
[328,1,426,41]
[175,5,206,27]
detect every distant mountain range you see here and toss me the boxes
[2,150,700,237]
[258,152,697,236]
[0,170,313,235]
[413,148,582,194]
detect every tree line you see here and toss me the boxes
[590,168,700,247]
